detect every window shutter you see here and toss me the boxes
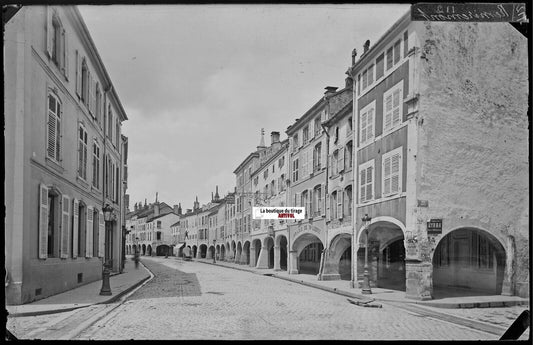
[98,210,105,257]
[328,154,332,177]
[47,111,57,160]
[61,195,70,258]
[383,156,391,195]
[391,152,400,193]
[90,76,96,115]
[321,185,326,217]
[360,169,366,202]
[337,190,343,219]
[307,189,312,218]
[367,166,373,200]
[75,50,81,97]
[338,147,345,173]
[46,7,53,58]
[393,88,401,126]
[384,94,392,131]
[368,108,374,139]
[309,121,314,139]
[72,198,79,258]
[86,206,93,258]
[361,112,367,143]
[320,140,326,171]
[39,184,49,259]
[62,29,69,80]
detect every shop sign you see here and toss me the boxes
[427,219,442,234]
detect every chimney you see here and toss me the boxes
[174,204,180,215]
[351,48,357,66]
[363,40,370,54]
[214,186,220,201]
[345,69,353,89]
[134,202,138,212]
[324,86,338,97]
[178,203,182,215]
[270,131,280,145]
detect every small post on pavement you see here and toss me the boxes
[100,259,112,296]
[213,239,217,264]
[361,213,372,295]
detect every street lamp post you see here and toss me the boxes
[100,204,114,296]
[213,239,217,263]
[361,213,372,295]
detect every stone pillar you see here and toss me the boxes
[256,246,269,269]
[320,248,341,281]
[250,246,257,267]
[206,248,213,260]
[289,250,299,274]
[273,246,281,271]
[405,262,433,300]
[501,235,516,296]
[235,250,241,264]
[241,248,249,265]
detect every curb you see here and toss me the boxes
[7,264,152,318]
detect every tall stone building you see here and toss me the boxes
[349,12,529,299]
[5,6,128,304]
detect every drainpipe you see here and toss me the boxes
[318,119,331,280]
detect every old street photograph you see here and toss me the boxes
[4,2,530,341]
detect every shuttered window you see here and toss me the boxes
[382,147,402,197]
[376,53,384,79]
[394,39,401,64]
[47,93,62,162]
[383,81,403,133]
[60,195,70,258]
[72,199,79,258]
[359,102,374,145]
[92,142,100,188]
[86,206,93,257]
[330,191,337,219]
[38,184,49,259]
[359,160,374,203]
[292,158,299,182]
[78,125,88,180]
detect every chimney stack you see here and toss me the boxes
[324,86,338,97]
[363,40,370,53]
[271,131,280,145]
[351,48,357,65]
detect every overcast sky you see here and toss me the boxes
[78,4,410,210]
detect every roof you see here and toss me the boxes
[323,101,353,127]
[233,151,259,174]
[170,221,181,228]
[147,211,178,222]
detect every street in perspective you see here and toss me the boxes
[4,3,530,341]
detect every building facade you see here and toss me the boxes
[5,5,128,304]
[349,13,529,299]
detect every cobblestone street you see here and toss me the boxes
[65,257,505,340]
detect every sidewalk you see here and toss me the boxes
[191,257,530,309]
[6,258,151,317]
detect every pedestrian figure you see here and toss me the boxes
[134,249,140,269]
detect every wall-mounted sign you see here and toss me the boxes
[427,219,442,234]
[412,3,528,23]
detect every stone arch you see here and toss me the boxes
[357,216,406,244]
[199,244,207,259]
[192,245,197,258]
[252,238,262,267]
[242,241,251,265]
[209,245,215,259]
[291,232,324,275]
[221,243,226,261]
[231,241,236,260]
[432,227,506,296]
[142,244,146,255]
[147,245,152,256]
[323,233,352,280]
[236,242,243,263]
[357,218,405,291]
[156,244,170,256]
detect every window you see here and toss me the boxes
[107,106,113,140]
[357,74,361,95]
[403,31,409,58]
[115,120,120,147]
[293,134,299,152]
[347,116,353,135]
[394,39,401,64]
[279,174,286,192]
[376,53,385,79]
[334,127,339,144]
[359,160,374,203]
[386,47,393,70]
[92,142,100,188]
[313,143,322,172]
[332,150,339,176]
[51,16,62,67]
[314,117,322,137]
[272,164,275,173]
[362,69,367,90]
[95,83,102,125]
[270,180,275,197]
[81,59,89,104]
[382,147,402,197]
[38,186,61,258]
[313,185,322,217]
[345,141,353,170]
[253,176,259,186]
[301,190,310,216]
[47,10,68,78]
[78,125,88,180]
[47,92,62,162]
[330,191,338,219]
[157,221,162,229]
[359,102,375,146]
[344,186,353,218]
[263,169,268,180]
[292,158,299,182]
[383,81,403,133]
[278,156,285,168]
[303,126,309,145]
